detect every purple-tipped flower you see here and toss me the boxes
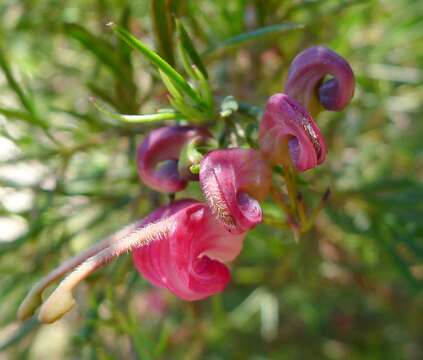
[137,126,212,193]
[199,148,271,234]
[285,46,355,113]
[259,93,327,172]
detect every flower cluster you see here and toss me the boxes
[18,46,354,323]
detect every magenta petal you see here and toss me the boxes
[136,126,211,193]
[133,200,245,301]
[259,93,327,172]
[199,149,271,233]
[285,46,355,112]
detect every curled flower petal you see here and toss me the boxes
[133,199,245,301]
[259,93,327,172]
[22,198,244,323]
[199,149,271,233]
[285,46,355,112]
[137,126,212,192]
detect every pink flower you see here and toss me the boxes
[199,148,271,234]
[137,126,211,193]
[285,46,355,112]
[259,93,327,172]
[133,199,245,301]
[19,198,245,322]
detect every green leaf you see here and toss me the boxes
[176,20,208,79]
[191,65,213,111]
[0,107,35,122]
[0,49,36,116]
[203,22,304,57]
[177,39,197,80]
[91,98,183,123]
[109,24,202,105]
[152,0,175,65]
[64,23,130,81]
[168,96,203,121]
[158,70,184,102]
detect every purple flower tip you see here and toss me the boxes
[137,126,211,193]
[285,46,355,112]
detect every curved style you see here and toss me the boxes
[285,46,355,113]
[18,199,245,323]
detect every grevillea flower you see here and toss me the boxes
[137,126,211,192]
[285,46,355,113]
[133,199,245,301]
[18,199,244,323]
[259,93,327,172]
[199,148,271,234]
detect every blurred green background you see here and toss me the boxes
[0,0,422,359]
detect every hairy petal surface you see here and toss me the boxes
[259,93,327,172]
[133,199,245,301]
[137,126,211,192]
[285,46,355,112]
[199,149,271,233]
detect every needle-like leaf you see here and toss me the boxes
[109,24,203,106]
[203,22,304,57]
[91,98,183,123]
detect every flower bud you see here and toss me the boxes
[137,126,212,193]
[259,93,327,171]
[285,46,355,114]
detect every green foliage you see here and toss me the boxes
[0,0,422,359]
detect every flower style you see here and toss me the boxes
[18,199,244,323]
[285,46,355,114]
[259,93,327,172]
[137,126,212,193]
[199,148,271,234]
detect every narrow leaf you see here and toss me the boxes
[176,20,208,79]
[203,22,304,57]
[177,39,197,80]
[152,0,175,65]
[0,107,35,122]
[192,65,213,111]
[158,70,184,102]
[109,24,202,105]
[91,98,183,123]
[0,48,38,119]
[64,23,130,80]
